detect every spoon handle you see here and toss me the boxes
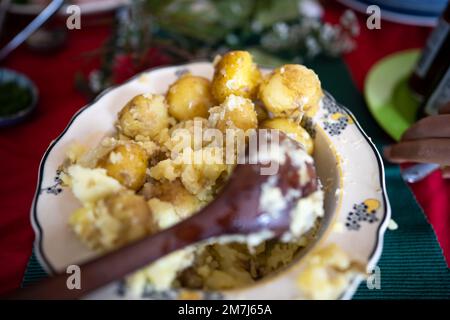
[7,196,227,300]
[8,163,265,299]
[0,0,64,61]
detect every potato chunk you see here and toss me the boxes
[208,94,258,132]
[99,143,149,190]
[101,192,155,247]
[259,64,323,117]
[117,94,169,139]
[167,74,215,121]
[147,180,203,219]
[69,191,154,251]
[211,51,261,103]
[261,118,314,155]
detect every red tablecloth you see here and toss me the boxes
[0,2,448,295]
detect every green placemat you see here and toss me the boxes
[22,58,450,298]
[21,252,47,289]
[309,58,450,299]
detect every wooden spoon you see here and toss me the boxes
[9,132,318,299]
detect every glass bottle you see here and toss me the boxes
[409,3,450,116]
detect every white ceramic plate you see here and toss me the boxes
[30,62,391,299]
[9,0,129,16]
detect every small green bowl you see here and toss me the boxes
[0,68,39,128]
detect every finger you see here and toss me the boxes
[438,102,450,115]
[401,115,450,141]
[442,166,450,179]
[384,138,450,165]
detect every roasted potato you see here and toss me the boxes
[261,118,314,155]
[167,74,215,121]
[101,191,155,247]
[100,143,149,190]
[117,94,169,139]
[69,191,154,251]
[149,180,202,219]
[208,94,258,132]
[259,64,323,117]
[211,51,261,103]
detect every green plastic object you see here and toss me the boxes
[364,49,421,141]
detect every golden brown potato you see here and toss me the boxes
[117,94,169,139]
[261,118,314,155]
[101,191,155,247]
[211,51,261,103]
[69,191,154,251]
[167,74,215,121]
[148,180,202,219]
[99,143,149,190]
[208,94,258,133]
[259,64,323,117]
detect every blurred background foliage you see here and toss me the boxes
[80,0,359,97]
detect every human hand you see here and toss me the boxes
[384,102,450,178]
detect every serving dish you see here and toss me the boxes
[30,62,390,299]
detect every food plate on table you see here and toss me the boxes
[30,52,390,300]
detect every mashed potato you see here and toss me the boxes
[64,51,326,295]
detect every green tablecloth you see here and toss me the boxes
[22,58,450,299]
[310,58,450,298]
